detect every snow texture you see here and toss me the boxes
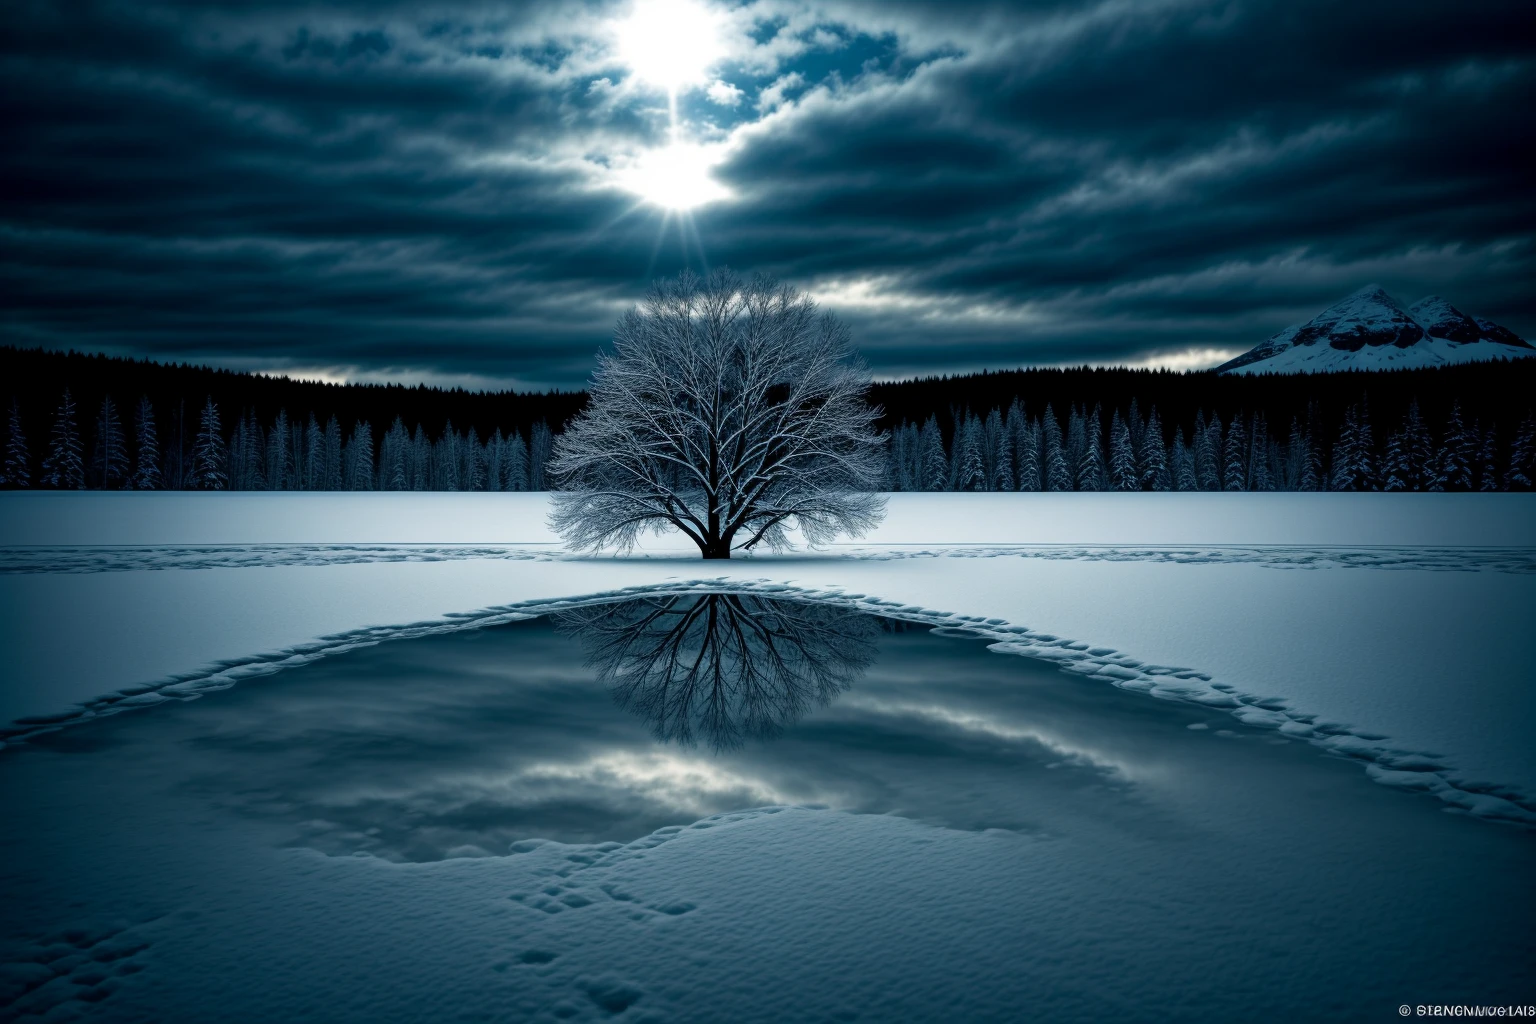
[1217,284,1533,374]
[2,492,1534,828]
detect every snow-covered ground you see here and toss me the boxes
[2,492,1534,823]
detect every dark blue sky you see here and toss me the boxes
[3,0,1532,389]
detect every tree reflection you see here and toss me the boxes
[556,592,879,750]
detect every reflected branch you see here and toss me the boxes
[556,593,879,751]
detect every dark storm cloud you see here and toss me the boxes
[2,0,1532,386]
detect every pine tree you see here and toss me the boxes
[1507,413,1536,490]
[1109,411,1137,490]
[189,396,227,489]
[1192,411,1219,490]
[347,421,374,490]
[4,397,31,488]
[918,416,947,491]
[1435,401,1475,491]
[1141,408,1170,491]
[1173,431,1198,492]
[1015,416,1041,491]
[1329,408,1357,491]
[1382,401,1432,491]
[1074,404,1105,491]
[951,414,985,491]
[1476,425,1499,492]
[1221,416,1246,491]
[504,427,529,491]
[131,396,161,490]
[91,396,128,488]
[267,410,290,490]
[322,416,344,490]
[987,409,1013,491]
[464,426,486,491]
[1247,413,1271,491]
[1042,407,1071,492]
[529,421,553,490]
[41,388,85,489]
[304,414,324,490]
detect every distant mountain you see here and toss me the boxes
[1217,285,1533,374]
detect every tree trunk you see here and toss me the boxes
[700,538,732,559]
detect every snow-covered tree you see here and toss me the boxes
[1476,425,1499,492]
[91,396,128,488]
[1382,400,1432,491]
[1109,411,1136,490]
[918,416,947,491]
[549,270,886,558]
[4,397,31,488]
[189,396,227,489]
[1222,416,1246,491]
[1507,413,1536,490]
[529,421,553,491]
[1042,407,1071,492]
[266,410,290,490]
[1014,414,1041,492]
[346,421,374,490]
[1141,408,1170,491]
[950,413,985,491]
[131,396,161,490]
[1193,412,1220,490]
[1173,430,1197,492]
[1435,401,1475,491]
[42,389,85,489]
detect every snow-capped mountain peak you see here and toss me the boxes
[1217,286,1532,374]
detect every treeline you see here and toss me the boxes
[1,392,556,491]
[886,399,1534,492]
[3,346,1535,491]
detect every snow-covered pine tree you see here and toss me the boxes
[91,396,128,488]
[381,417,409,490]
[266,410,290,490]
[189,396,227,489]
[529,422,553,490]
[1126,397,1144,468]
[1507,413,1536,490]
[3,397,30,488]
[131,396,161,490]
[1073,405,1104,491]
[506,427,524,490]
[1221,416,1246,491]
[1015,415,1041,491]
[1109,411,1136,490]
[464,426,485,491]
[347,421,374,490]
[951,414,985,491]
[42,389,85,489]
[486,428,506,491]
[303,415,323,490]
[1476,425,1499,492]
[1247,413,1271,491]
[317,416,340,490]
[1283,418,1310,491]
[1192,411,1217,490]
[1173,430,1198,492]
[885,423,906,491]
[1043,407,1071,492]
[1141,408,1170,490]
[1004,399,1029,491]
[409,424,429,490]
[435,421,458,490]
[1436,401,1475,491]
[987,408,1013,491]
[1329,408,1357,491]
[1354,403,1378,489]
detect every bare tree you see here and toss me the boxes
[549,270,887,558]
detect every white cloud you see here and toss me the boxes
[756,71,805,112]
[706,78,744,106]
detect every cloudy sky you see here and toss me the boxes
[3,0,1532,389]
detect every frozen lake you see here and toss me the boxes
[2,590,1532,1022]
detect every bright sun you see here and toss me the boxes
[614,0,725,93]
[620,142,732,211]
